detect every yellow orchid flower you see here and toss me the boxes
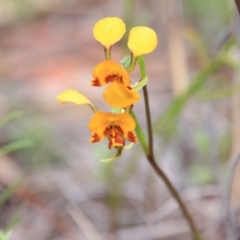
[57,91,138,149]
[91,60,130,87]
[90,60,140,108]
[128,26,158,57]
[93,17,126,59]
[88,111,137,149]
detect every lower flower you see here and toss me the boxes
[88,111,138,149]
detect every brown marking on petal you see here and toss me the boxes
[105,74,125,85]
[90,133,101,143]
[106,125,125,149]
[116,75,123,84]
[105,75,117,83]
[91,78,101,86]
[115,134,125,145]
[108,139,113,149]
[103,127,110,137]
[127,85,132,90]
[127,131,138,143]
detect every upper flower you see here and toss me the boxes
[93,17,126,49]
[90,60,140,108]
[89,111,137,149]
[91,60,130,87]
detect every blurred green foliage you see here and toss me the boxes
[0,112,27,239]
[0,231,12,240]
[183,0,231,43]
[154,37,236,137]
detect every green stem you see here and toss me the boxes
[104,46,111,60]
[137,56,201,240]
[142,86,153,156]
[127,54,137,72]
[131,112,148,155]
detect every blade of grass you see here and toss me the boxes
[0,111,23,128]
[0,139,34,157]
[0,179,21,206]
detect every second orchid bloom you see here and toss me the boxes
[57,17,158,160]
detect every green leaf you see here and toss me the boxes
[130,112,148,155]
[123,143,134,150]
[101,147,123,163]
[101,155,121,163]
[0,111,23,128]
[0,179,21,206]
[0,139,34,157]
[119,55,131,69]
[0,230,12,240]
[197,84,240,100]
[132,76,149,91]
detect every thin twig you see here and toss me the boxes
[138,56,201,240]
[146,150,201,240]
[142,86,153,156]
[234,0,240,14]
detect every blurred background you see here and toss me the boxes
[0,0,240,239]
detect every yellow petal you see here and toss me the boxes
[88,111,109,133]
[103,82,140,108]
[127,26,158,57]
[57,90,91,105]
[93,17,126,48]
[116,112,136,131]
[91,60,130,87]
[88,111,136,132]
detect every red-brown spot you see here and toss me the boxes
[116,75,123,84]
[127,131,138,143]
[105,125,125,149]
[90,133,101,143]
[91,78,101,86]
[105,74,125,85]
[105,74,117,83]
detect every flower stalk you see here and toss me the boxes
[136,56,202,240]
[104,46,111,60]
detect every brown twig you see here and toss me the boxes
[138,56,201,240]
[234,0,240,14]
